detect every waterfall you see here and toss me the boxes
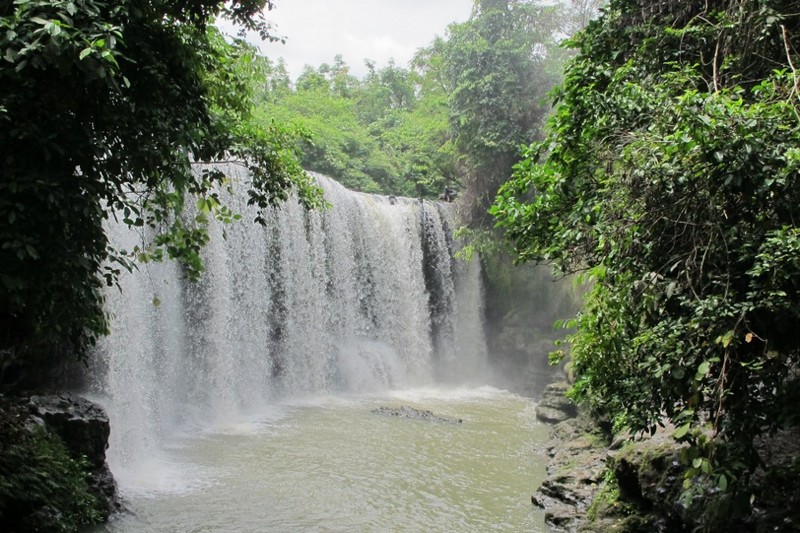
[88,165,489,475]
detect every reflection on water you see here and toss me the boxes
[94,387,550,533]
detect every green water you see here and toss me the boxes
[97,387,550,532]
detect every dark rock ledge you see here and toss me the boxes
[532,408,612,532]
[535,382,578,424]
[27,393,120,517]
[532,382,688,532]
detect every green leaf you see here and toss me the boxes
[695,361,710,380]
[716,330,735,348]
[196,197,209,214]
[79,48,92,60]
[673,422,691,440]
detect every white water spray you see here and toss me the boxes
[89,166,489,479]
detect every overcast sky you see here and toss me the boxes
[219,0,474,80]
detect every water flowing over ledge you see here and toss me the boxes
[87,166,490,474]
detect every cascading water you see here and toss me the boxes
[88,165,490,479]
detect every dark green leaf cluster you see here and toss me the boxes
[492,0,800,508]
[0,0,321,384]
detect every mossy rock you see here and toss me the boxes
[0,395,112,533]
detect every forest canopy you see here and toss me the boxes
[492,0,800,505]
[250,0,590,221]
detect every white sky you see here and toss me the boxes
[219,0,474,80]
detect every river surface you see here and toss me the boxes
[92,387,550,533]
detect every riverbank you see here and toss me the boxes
[532,384,800,532]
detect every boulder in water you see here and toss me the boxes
[371,405,463,424]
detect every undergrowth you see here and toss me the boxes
[0,397,103,533]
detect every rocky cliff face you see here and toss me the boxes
[532,411,610,531]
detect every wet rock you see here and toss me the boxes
[614,442,681,508]
[371,405,463,424]
[532,414,609,532]
[536,382,578,424]
[28,393,119,516]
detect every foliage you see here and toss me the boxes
[432,0,565,225]
[254,55,456,197]
[255,1,587,203]
[0,0,322,383]
[492,0,800,511]
[0,400,103,532]
[259,75,391,193]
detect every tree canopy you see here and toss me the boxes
[250,54,457,198]
[254,0,573,216]
[493,0,800,508]
[426,0,564,225]
[0,0,321,385]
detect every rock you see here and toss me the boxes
[609,426,687,522]
[536,405,576,424]
[534,399,800,532]
[27,393,119,517]
[536,382,578,424]
[531,414,610,532]
[28,394,109,466]
[371,405,463,424]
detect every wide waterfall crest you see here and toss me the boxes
[90,165,489,473]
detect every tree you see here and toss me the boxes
[0,0,321,386]
[436,0,563,225]
[258,55,456,198]
[492,0,800,509]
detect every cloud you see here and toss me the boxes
[341,32,413,64]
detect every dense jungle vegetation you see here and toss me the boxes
[0,0,592,384]
[0,2,583,527]
[248,0,575,220]
[3,0,799,530]
[493,0,800,523]
[0,0,327,388]
[1,1,314,530]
